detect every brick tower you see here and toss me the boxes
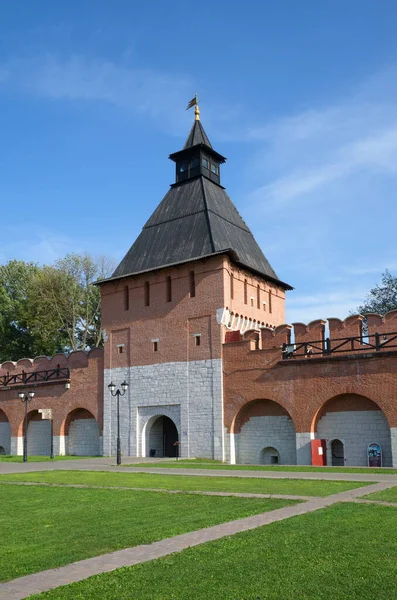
[98,102,292,460]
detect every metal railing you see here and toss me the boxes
[282,331,397,359]
[1,367,70,387]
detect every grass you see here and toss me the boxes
[29,502,397,600]
[0,484,294,582]
[362,486,397,503]
[0,455,98,462]
[0,470,372,496]
[128,459,397,475]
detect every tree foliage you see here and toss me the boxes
[355,270,397,316]
[0,253,114,362]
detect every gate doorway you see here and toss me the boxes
[148,416,179,458]
[331,439,344,466]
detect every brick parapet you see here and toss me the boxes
[224,310,397,357]
[222,336,397,434]
[0,349,104,437]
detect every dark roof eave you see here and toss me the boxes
[169,144,226,164]
[95,249,293,291]
[94,251,231,286]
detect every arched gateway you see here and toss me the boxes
[144,415,179,458]
[316,394,392,467]
[26,410,51,456]
[232,399,297,465]
[64,408,100,456]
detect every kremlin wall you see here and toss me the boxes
[1,107,396,467]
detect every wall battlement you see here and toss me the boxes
[224,309,397,359]
[0,348,104,377]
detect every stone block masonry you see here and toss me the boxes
[68,418,101,456]
[0,422,11,454]
[27,420,51,456]
[103,359,223,460]
[235,415,297,465]
[317,410,392,467]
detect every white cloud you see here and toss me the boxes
[244,70,397,212]
[0,55,195,134]
[249,123,397,209]
[285,289,368,324]
[0,224,119,266]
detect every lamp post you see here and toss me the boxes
[108,380,129,465]
[18,391,35,462]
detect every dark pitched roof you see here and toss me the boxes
[183,120,213,149]
[109,176,292,289]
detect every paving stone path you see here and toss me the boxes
[0,479,395,600]
[2,458,397,482]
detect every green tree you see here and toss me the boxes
[356,270,397,315]
[0,260,45,361]
[28,253,112,352]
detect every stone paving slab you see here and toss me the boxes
[2,459,397,482]
[0,481,315,502]
[0,480,394,600]
[352,498,397,508]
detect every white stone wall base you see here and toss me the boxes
[391,427,397,467]
[296,432,312,465]
[11,436,23,455]
[68,419,100,456]
[317,410,392,467]
[235,415,297,465]
[53,436,66,456]
[0,422,11,454]
[27,420,51,456]
[104,360,223,460]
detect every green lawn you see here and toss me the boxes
[0,455,98,462]
[128,459,397,475]
[362,486,397,503]
[0,484,294,582]
[29,502,397,600]
[0,470,372,496]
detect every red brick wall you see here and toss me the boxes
[100,256,227,369]
[222,259,286,329]
[0,349,103,437]
[223,340,397,434]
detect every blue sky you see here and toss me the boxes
[1,1,397,323]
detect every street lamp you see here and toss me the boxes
[108,380,128,465]
[18,391,35,462]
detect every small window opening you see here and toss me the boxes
[202,158,209,170]
[179,162,188,173]
[244,279,248,304]
[166,276,172,303]
[117,345,124,354]
[257,285,260,309]
[230,272,234,300]
[211,163,219,175]
[144,281,150,306]
[191,157,199,168]
[250,296,254,307]
[194,335,201,347]
[189,270,196,298]
[153,341,158,352]
[269,289,272,314]
[124,286,129,311]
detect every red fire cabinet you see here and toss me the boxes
[311,439,327,466]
